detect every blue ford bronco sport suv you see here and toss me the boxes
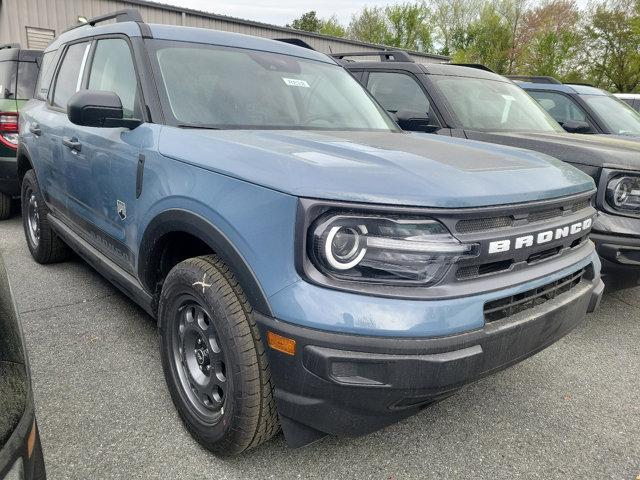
[18,10,604,455]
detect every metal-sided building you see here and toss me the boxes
[0,0,448,63]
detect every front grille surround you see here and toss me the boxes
[484,268,586,322]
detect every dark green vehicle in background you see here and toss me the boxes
[0,44,40,220]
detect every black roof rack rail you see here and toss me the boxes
[566,82,595,87]
[331,50,414,63]
[506,75,562,84]
[450,63,495,73]
[273,38,315,50]
[0,43,20,50]
[64,8,152,37]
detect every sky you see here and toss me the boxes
[147,0,396,26]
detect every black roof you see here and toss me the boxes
[343,59,510,82]
[0,44,42,62]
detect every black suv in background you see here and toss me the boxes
[340,52,640,288]
[0,44,41,220]
[0,254,45,479]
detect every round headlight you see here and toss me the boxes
[324,224,368,270]
[606,174,640,212]
[613,179,630,207]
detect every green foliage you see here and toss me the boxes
[288,0,640,92]
[288,11,322,32]
[348,2,434,51]
[319,15,347,38]
[452,3,512,73]
[583,0,640,92]
[348,7,389,45]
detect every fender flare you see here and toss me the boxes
[138,209,273,316]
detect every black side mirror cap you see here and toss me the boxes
[561,120,593,134]
[393,110,438,133]
[67,90,142,129]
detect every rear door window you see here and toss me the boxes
[0,61,17,100]
[52,41,91,109]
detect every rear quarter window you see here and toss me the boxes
[0,61,17,100]
[16,61,39,99]
[35,49,60,101]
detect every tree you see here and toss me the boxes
[453,3,512,73]
[583,0,640,92]
[348,2,434,52]
[288,10,346,38]
[384,2,434,52]
[432,0,482,55]
[518,0,582,79]
[349,7,389,45]
[496,0,529,74]
[288,11,322,32]
[319,15,347,38]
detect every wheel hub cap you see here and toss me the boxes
[172,301,227,422]
[27,192,40,247]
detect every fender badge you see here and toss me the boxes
[117,200,127,221]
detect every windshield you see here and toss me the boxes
[431,76,564,133]
[151,41,398,131]
[582,94,640,135]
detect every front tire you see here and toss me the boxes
[158,255,279,455]
[21,170,70,264]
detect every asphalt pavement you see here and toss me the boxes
[0,213,638,480]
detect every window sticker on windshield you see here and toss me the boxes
[502,95,516,102]
[282,78,310,88]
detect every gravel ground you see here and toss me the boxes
[1,214,638,480]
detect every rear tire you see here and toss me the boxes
[0,192,10,220]
[158,255,279,456]
[21,170,70,264]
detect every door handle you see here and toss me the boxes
[62,137,82,152]
[29,124,42,136]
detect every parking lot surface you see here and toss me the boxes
[0,214,638,479]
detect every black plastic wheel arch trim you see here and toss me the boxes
[137,209,273,317]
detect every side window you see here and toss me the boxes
[52,42,91,109]
[88,38,141,118]
[367,72,431,116]
[528,90,588,125]
[634,99,640,112]
[35,49,60,101]
[17,61,40,99]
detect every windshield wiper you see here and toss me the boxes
[177,124,220,130]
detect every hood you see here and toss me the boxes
[158,128,594,208]
[466,131,640,170]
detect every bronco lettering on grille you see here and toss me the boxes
[488,218,592,254]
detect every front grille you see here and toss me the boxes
[456,216,513,233]
[455,198,590,234]
[484,268,586,322]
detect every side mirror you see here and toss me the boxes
[393,110,438,133]
[67,90,142,129]
[561,120,593,134]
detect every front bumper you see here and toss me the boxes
[0,155,19,196]
[256,268,604,447]
[592,211,640,285]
